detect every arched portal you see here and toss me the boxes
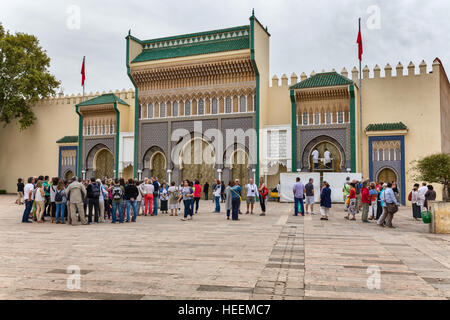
[231,149,250,184]
[64,170,74,181]
[308,140,342,172]
[151,152,166,182]
[94,148,114,179]
[181,138,215,184]
[377,167,397,184]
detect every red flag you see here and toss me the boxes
[81,57,86,87]
[357,20,363,61]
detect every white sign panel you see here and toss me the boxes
[322,172,362,203]
[280,172,321,203]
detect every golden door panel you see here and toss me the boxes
[152,153,166,182]
[181,140,215,192]
[95,149,114,179]
[377,168,397,184]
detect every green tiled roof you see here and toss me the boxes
[56,136,78,144]
[132,37,250,63]
[366,122,408,131]
[76,93,129,107]
[290,72,353,89]
[138,25,250,45]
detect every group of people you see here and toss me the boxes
[17,175,271,225]
[291,175,437,229]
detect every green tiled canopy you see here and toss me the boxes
[365,122,408,131]
[290,72,353,89]
[76,93,129,107]
[56,136,78,144]
[131,26,251,63]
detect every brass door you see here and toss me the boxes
[377,168,397,184]
[152,153,166,182]
[181,140,215,187]
[95,149,114,179]
[232,150,249,199]
[64,170,74,181]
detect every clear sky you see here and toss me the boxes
[1,0,449,94]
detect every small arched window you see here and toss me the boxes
[325,112,332,124]
[378,149,384,161]
[314,112,320,125]
[160,102,166,118]
[239,96,246,112]
[185,100,191,116]
[147,103,154,119]
[302,112,309,125]
[198,99,204,115]
[172,101,178,117]
[212,98,218,114]
[225,97,232,113]
[337,111,344,124]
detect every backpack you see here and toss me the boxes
[91,183,100,198]
[55,189,64,202]
[261,186,268,198]
[172,188,180,199]
[408,191,412,202]
[112,186,123,200]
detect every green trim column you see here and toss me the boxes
[113,102,120,178]
[75,106,83,177]
[250,14,260,185]
[290,90,297,172]
[126,34,139,178]
[349,84,356,172]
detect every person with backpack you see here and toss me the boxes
[258,177,268,216]
[97,179,107,223]
[43,176,51,217]
[86,177,100,224]
[111,179,125,223]
[230,180,242,221]
[168,181,180,216]
[54,180,67,224]
[124,178,139,222]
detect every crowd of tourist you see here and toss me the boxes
[16,174,436,228]
[17,175,270,225]
[292,176,437,229]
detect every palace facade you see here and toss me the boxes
[0,13,448,204]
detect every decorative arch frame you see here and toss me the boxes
[375,166,399,183]
[178,137,215,170]
[301,135,346,172]
[85,143,113,171]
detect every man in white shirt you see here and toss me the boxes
[324,148,331,169]
[22,177,35,223]
[418,182,428,212]
[312,149,319,170]
[245,178,259,215]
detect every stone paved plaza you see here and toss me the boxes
[0,194,449,300]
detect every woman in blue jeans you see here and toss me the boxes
[179,180,194,221]
[54,180,67,224]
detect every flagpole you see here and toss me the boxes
[358,18,363,176]
[82,56,85,102]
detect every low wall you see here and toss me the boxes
[429,201,450,234]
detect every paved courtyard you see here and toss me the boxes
[0,194,449,300]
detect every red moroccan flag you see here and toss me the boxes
[81,56,86,86]
[357,20,363,61]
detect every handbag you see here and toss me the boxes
[386,202,398,214]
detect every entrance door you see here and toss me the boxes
[377,168,397,184]
[95,149,114,179]
[309,141,342,172]
[151,153,166,182]
[181,139,215,186]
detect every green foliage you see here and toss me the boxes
[0,23,60,130]
[411,153,450,201]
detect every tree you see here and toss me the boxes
[0,23,60,130]
[411,153,450,202]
